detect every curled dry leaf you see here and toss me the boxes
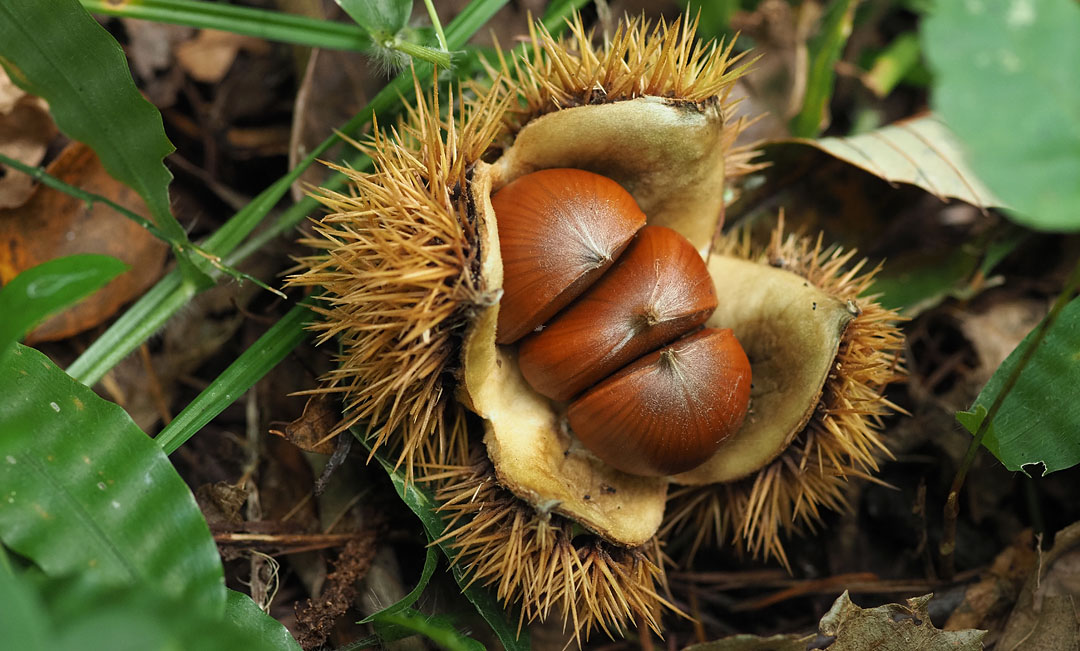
[0,141,167,343]
[269,393,340,455]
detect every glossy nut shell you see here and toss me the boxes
[492,168,646,344]
[567,328,752,477]
[518,225,717,401]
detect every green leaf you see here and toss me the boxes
[863,32,923,97]
[0,344,225,611]
[337,0,412,35]
[66,0,517,387]
[956,297,1080,475]
[373,608,485,651]
[225,589,303,651]
[359,435,530,651]
[0,255,127,352]
[0,563,49,651]
[82,0,373,52]
[0,0,210,285]
[361,546,439,623]
[790,0,859,137]
[923,0,1080,231]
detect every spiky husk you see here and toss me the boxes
[288,80,508,477]
[428,448,676,644]
[484,13,760,180]
[662,223,906,568]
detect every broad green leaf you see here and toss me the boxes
[790,0,859,137]
[225,589,303,651]
[0,255,127,352]
[923,0,1080,231]
[0,565,49,651]
[956,297,1080,475]
[337,0,412,35]
[42,576,282,651]
[0,344,225,611]
[359,436,530,651]
[0,0,210,285]
[373,608,485,651]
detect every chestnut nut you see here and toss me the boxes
[493,168,752,477]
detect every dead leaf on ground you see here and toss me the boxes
[0,141,167,343]
[818,592,986,650]
[683,592,985,650]
[270,393,340,455]
[0,68,58,209]
[777,115,1003,210]
[175,29,271,84]
[946,530,1037,641]
[956,297,1049,387]
[121,19,193,108]
[999,521,1080,651]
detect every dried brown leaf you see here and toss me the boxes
[0,141,167,342]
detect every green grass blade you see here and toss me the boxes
[373,608,485,651]
[67,0,511,385]
[225,589,303,651]
[923,0,1080,231]
[789,0,859,137]
[0,344,226,611]
[0,0,209,286]
[361,439,529,651]
[81,0,372,52]
[0,255,127,352]
[360,546,439,624]
[155,302,311,455]
[66,273,193,385]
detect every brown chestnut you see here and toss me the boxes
[492,168,646,344]
[518,225,718,401]
[567,328,752,477]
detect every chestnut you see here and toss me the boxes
[492,168,646,344]
[518,225,718,401]
[567,328,752,477]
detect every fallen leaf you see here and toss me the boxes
[818,592,985,650]
[999,521,1080,650]
[269,393,340,455]
[174,29,270,84]
[683,592,986,650]
[0,68,58,208]
[957,297,1048,387]
[0,141,167,342]
[946,530,1036,637]
[781,114,1003,210]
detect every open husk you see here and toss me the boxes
[289,11,904,642]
